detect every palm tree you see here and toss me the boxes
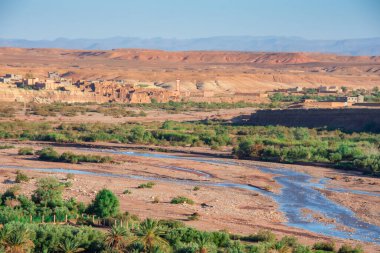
[195,233,211,253]
[57,238,84,253]
[149,246,164,253]
[1,224,34,253]
[101,247,123,253]
[276,246,292,253]
[0,226,10,244]
[135,219,169,253]
[105,225,129,252]
[225,241,245,253]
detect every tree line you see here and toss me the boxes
[0,120,379,176]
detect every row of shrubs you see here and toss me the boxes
[17,146,112,164]
[269,92,338,103]
[1,120,379,175]
[127,100,272,112]
[233,138,380,176]
[0,144,14,149]
[36,147,112,164]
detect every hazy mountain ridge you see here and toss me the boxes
[0,36,379,55]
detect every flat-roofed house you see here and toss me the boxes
[288,86,303,93]
[336,95,364,103]
[48,72,60,80]
[318,86,342,93]
[25,78,39,86]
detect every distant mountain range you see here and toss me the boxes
[0,36,379,56]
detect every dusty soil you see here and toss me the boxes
[0,107,255,124]
[319,190,380,228]
[1,48,380,92]
[301,208,354,233]
[0,142,379,251]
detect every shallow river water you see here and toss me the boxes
[2,148,380,244]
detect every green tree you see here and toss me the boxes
[129,126,147,143]
[1,186,21,203]
[17,195,36,216]
[32,177,64,208]
[225,241,245,253]
[354,155,380,176]
[37,147,60,161]
[161,121,174,130]
[293,128,309,141]
[329,152,343,163]
[88,189,119,218]
[270,93,285,102]
[233,139,255,158]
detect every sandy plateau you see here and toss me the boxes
[1,48,380,92]
[0,143,379,251]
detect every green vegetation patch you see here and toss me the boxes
[18,147,34,155]
[0,144,15,149]
[137,182,155,189]
[0,175,364,253]
[15,170,30,183]
[0,119,379,176]
[171,196,195,205]
[37,147,112,164]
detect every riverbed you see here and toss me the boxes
[1,146,379,245]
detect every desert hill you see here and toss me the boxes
[0,47,379,92]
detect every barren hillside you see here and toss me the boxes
[1,47,379,92]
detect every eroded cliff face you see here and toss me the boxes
[1,48,379,93]
[247,108,380,132]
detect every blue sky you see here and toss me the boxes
[0,0,379,40]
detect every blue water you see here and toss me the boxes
[316,178,380,198]
[252,166,380,244]
[2,147,380,244]
[96,148,380,244]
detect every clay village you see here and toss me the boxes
[0,72,375,108]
